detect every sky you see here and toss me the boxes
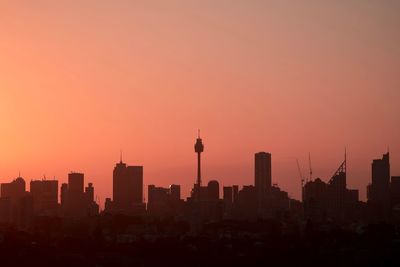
[0,1,399,206]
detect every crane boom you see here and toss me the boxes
[297,159,305,202]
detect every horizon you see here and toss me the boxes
[0,137,397,206]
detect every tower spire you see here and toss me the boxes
[194,130,205,200]
[120,150,123,163]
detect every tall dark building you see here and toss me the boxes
[85,183,94,204]
[0,176,33,228]
[147,185,170,217]
[67,172,85,218]
[303,154,359,221]
[147,184,183,218]
[1,177,26,199]
[113,158,144,214]
[207,180,219,201]
[84,182,99,216]
[30,179,58,216]
[255,152,272,212]
[60,183,68,211]
[223,186,233,205]
[391,176,400,208]
[368,152,391,218]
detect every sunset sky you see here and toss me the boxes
[1,1,399,206]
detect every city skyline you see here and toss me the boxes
[0,133,397,207]
[2,133,398,227]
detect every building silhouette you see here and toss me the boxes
[84,182,99,216]
[303,154,359,222]
[367,152,391,220]
[66,172,85,218]
[62,172,99,218]
[255,152,272,215]
[30,179,58,216]
[60,182,68,212]
[235,185,257,220]
[391,176,400,207]
[112,158,144,214]
[1,132,400,240]
[207,180,219,201]
[0,176,33,229]
[147,184,183,218]
[223,186,233,206]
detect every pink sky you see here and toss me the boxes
[0,1,399,206]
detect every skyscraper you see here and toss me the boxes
[85,183,94,205]
[223,186,233,205]
[113,158,144,214]
[67,172,85,218]
[84,182,99,216]
[255,152,272,210]
[207,180,219,201]
[30,179,58,216]
[60,183,68,212]
[1,176,26,199]
[368,152,390,218]
[0,176,32,228]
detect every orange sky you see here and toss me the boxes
[1,1,399,206]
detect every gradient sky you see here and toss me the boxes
[1,1,399,206]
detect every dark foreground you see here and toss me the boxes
[1,218,400,267]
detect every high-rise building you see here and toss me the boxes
[303,154,359,221]
[368,152,390,218]
[67,172,85,218]
[113,159,144,214]
[30,179,58,216]
[207,180,219,201]
[1,177,26,199]
[85,183,94,204]
[60,183,68,211]
[236,185,258,220]
[223,186,233,205]
[255,152,272,211]
[147,184,184,218]
[148,185,169,204]
[127,166,143,204]
[84,182,99,216]
[0,176,33,228]
[391,176,400,207]
[233,185,239,204]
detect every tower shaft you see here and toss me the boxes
[194,131,204,201]
[197,151,201,187]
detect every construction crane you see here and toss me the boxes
[297,159,305,201]
[297,159,305,187]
